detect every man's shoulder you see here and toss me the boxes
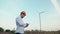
[16,16,21,19]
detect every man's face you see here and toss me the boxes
[21,14,26,18]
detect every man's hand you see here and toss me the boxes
[24,23,29,28]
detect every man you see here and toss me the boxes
[15,11,29,34]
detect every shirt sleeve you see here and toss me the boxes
[16,17,26,27]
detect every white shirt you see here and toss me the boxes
[15,16,26,33]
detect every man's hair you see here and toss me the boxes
[21,11,26,16]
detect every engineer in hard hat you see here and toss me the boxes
[15,11,29,34]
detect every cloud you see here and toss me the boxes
[51,0,60,14]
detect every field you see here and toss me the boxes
[0,30,60,34]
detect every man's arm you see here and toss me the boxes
[24,23,29,28]
[16,18,25,27]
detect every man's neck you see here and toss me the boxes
[20,15,24,19]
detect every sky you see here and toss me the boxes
[0,0,60,31]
